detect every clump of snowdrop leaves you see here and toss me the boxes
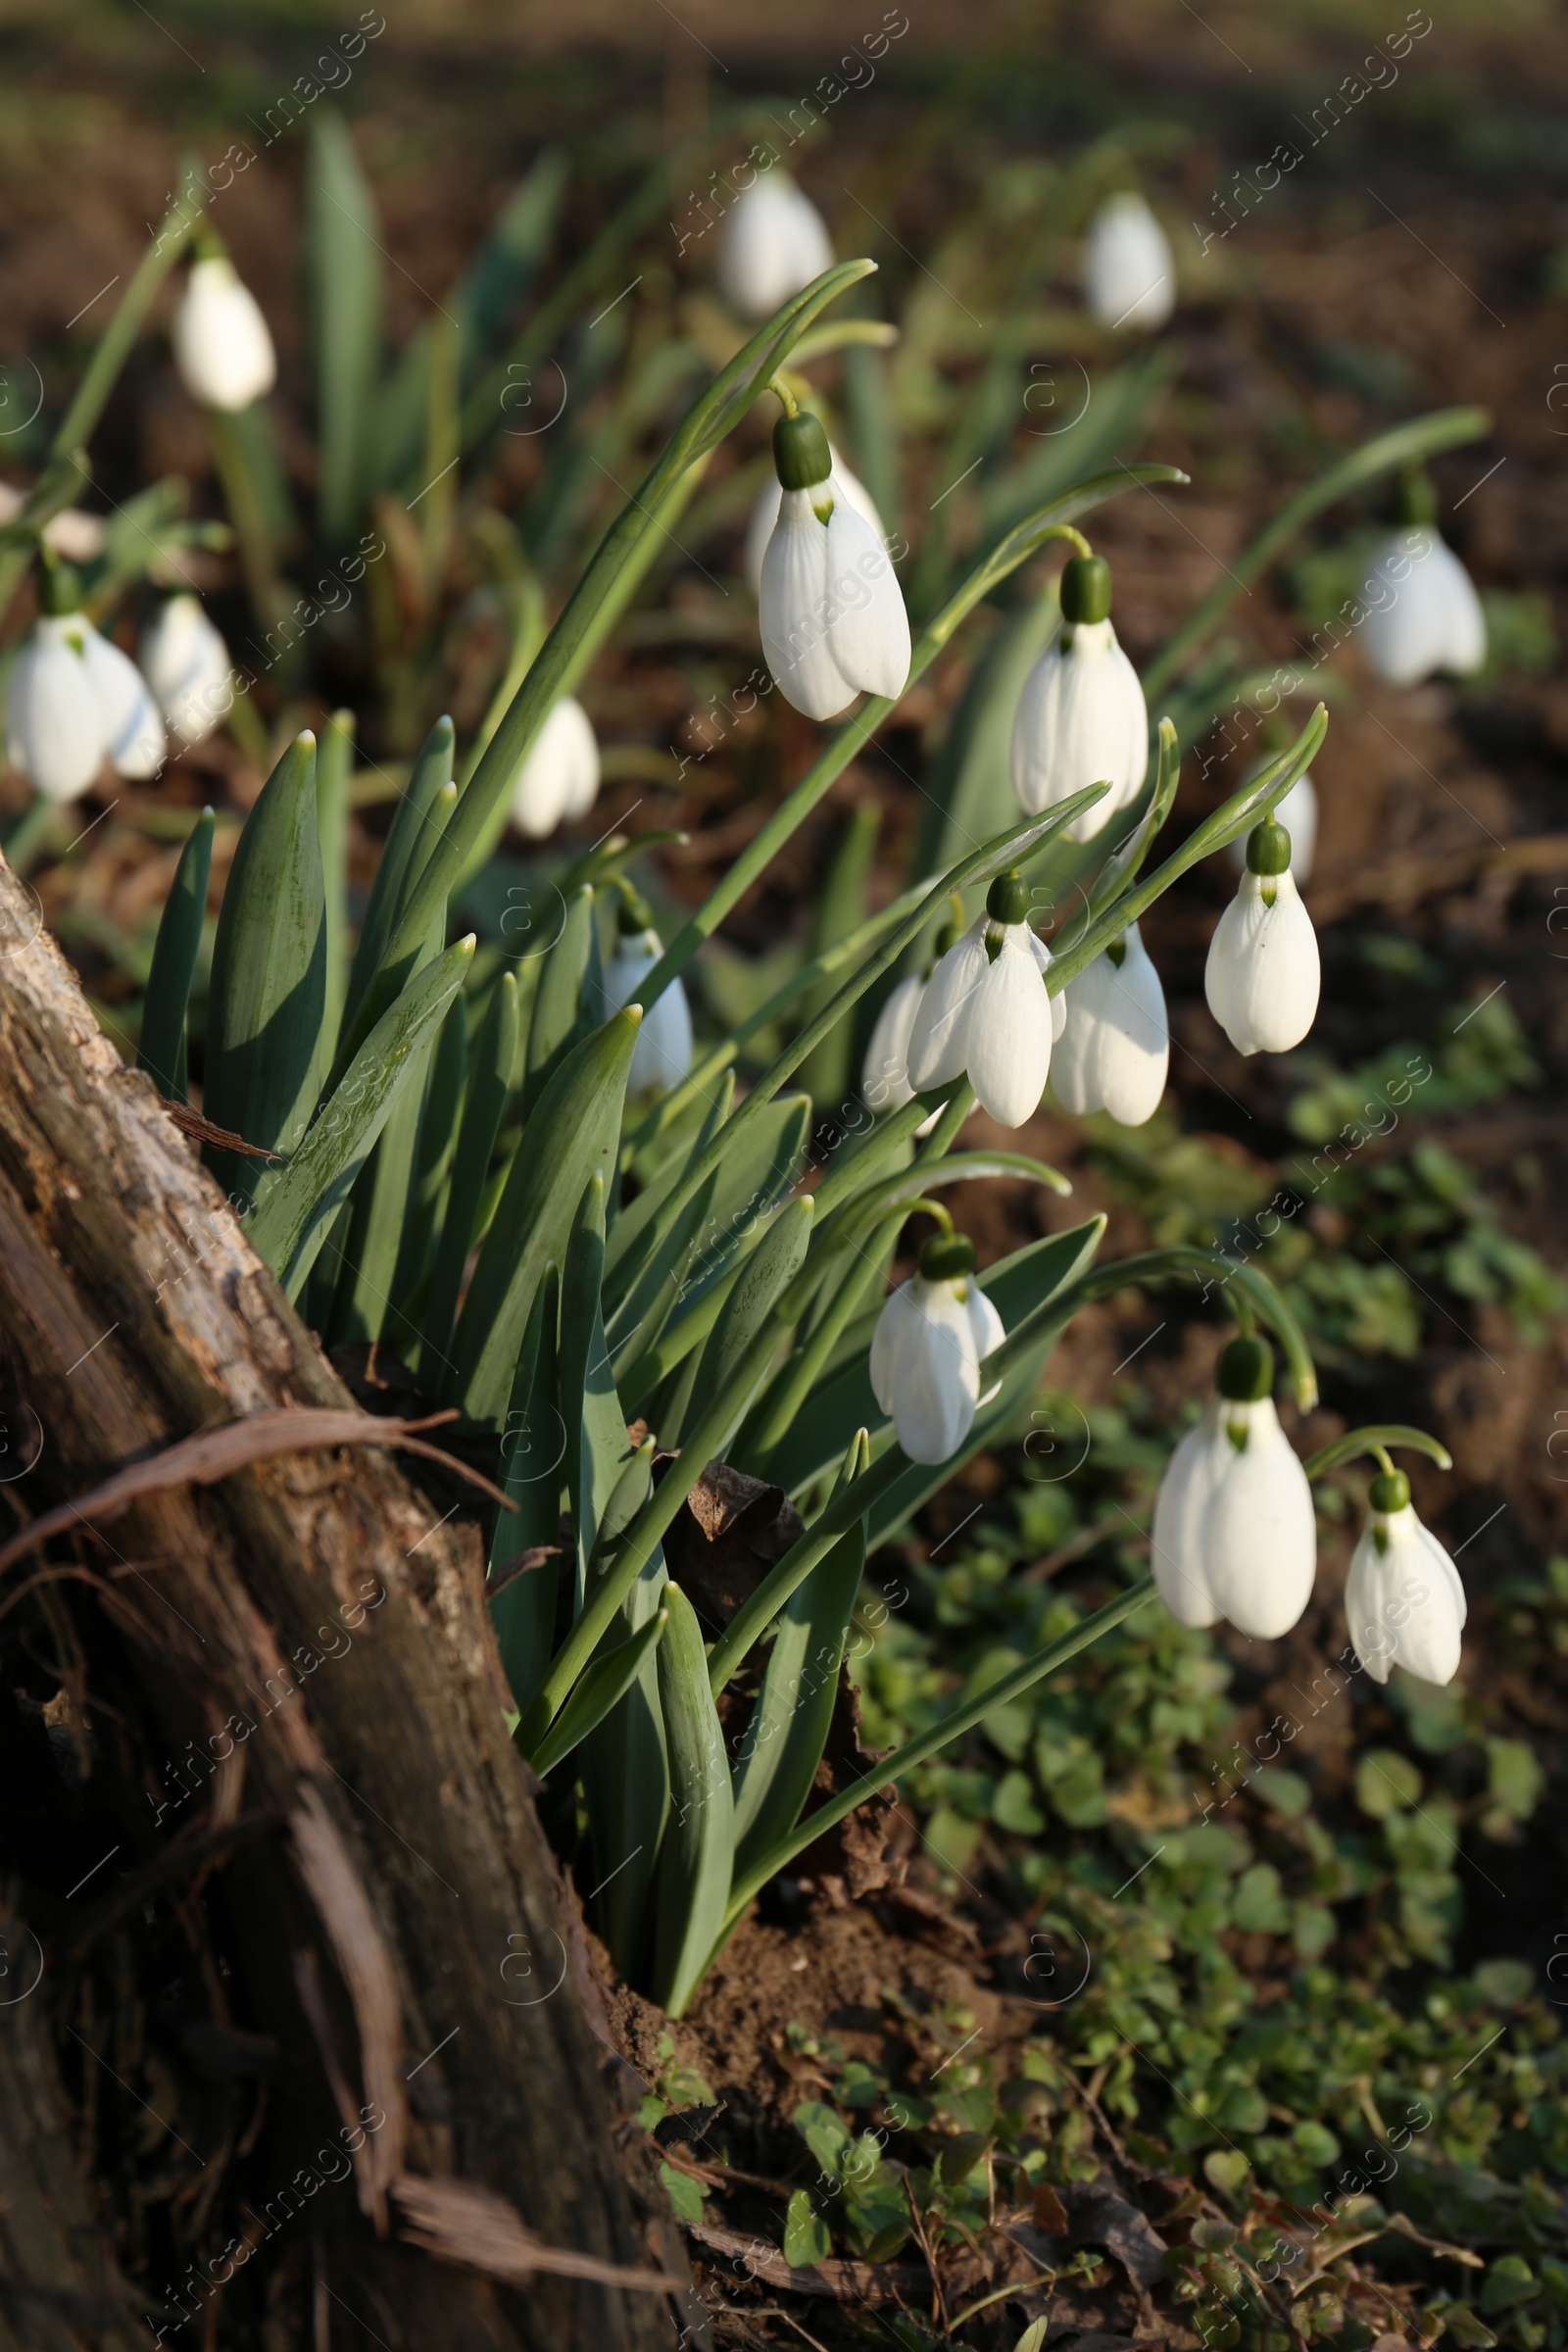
[906,868,1064,1128]
[172,251,277,413]
[1346,1464,1467,1687]
[140,594,233,745]
[1361,469,1486,687]
[602,888,693,1093]
[1227,758,1317,884]
[1011,552,1148,842]
[1205,815,1320,1055]
[870,1225,1004,1465]
[1052,919,1169,1126]
[509,696,600,839]
[7,566,164,803]
[1152,1336,1316,1640]
[757,408,909,720]
[1082,190,1176,333]
[715,172,835,319]
[744,442,884,601]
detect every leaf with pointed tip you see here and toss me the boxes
[527,1607,668,1780]
[138,808,213,1103]
[342,715,454,1035]
[419,972,519,1386]
[316,710,354,1043]
[523,883,596,1113]
[248,937,474,1297]
[650,1585,734,2019]
[203,733,326,1209]
[487,1267,564,1719]
[561,1173,635,1604]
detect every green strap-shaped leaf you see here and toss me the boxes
[342,715,454,1034]
[731,1432,869,1881]
[447,1007,639,1424]
[308,110,384,547]
[137,808,213,1103]
[419,971,518,1387]
[561,1173,635,1605]
[316,709,354,1046]
[203,732,326,1209]
[523,884,595,1113]
[390,987,467,1320]
[606,1168,718,1396]
[651,1585,735,2018]
[797,804,880,1107]
[487,1267,564,1720]
[527,1607,668,1781]
[249,936,474,1295]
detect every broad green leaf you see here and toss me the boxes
[698,1192,816,1402]
[606,1168,718,1396]
[137,807,212,1102]
[523,884,596,1112]
[391,987,467,1317]
[448,1007,638,1423]
[342,715,454,1035]
[203,733,326,1208]
[606,1078,803,1300]
[783,2190,832,2272]
[731,1434,868,1879]
[561,1173,635,1604]
[486,1267,563,1719]
[527,1607,668,1780]
[248,937,474,1295]
[651,1585,735,2019]
[308,111,384,546]
[419,971,519,1387]
[580,1512,670,1984]
[316,709,353,1043]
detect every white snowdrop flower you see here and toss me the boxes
[509,696,600,839]
[1152,1338,1316,1641]
[744,446,884,601]
[1227,763,1317,884]
[861,971,926,1115]
[1362,529,1487,686]
[1052,921,1169,1126]
[6,583,165,803]
[172,255,277,412]
[906,870,1056,1129]
[1011,554,1149,842]
[140,594,233,745]
[1205,817,1320,1056]
[715,172,834,319]
[1083,191,1176,333]
[1345,1467,1466,1687]
[758,412,909,720]
[603,897,693,1093]
[870,1229,1005,1465]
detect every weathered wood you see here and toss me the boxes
[0,856,683,2350]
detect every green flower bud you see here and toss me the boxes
[1369,1468,1410,1514]
[986,868,1030,925]
[1216,1335,1274,1402]
[918,1231,975,1283]
[772,412,832,492]
[1246,820,1292,878]
[1060,553,1112,626]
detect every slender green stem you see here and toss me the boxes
[747,1217,901,1457]
[1302,1425,1452,1481]
[720,1577,1157,1930]
[1143,407,1491,700]
[1055,1246,1318,1412]
[632,470,1187,1020]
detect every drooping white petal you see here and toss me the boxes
[1361,527,1487,686]
[884,1274,981,1464]
[746,455,884,600]
[172,257,277,411]
[760,490,858,720]
[140,594,233,744]
[1151,1403,1226,1629]
[869,1276,919,1418]
[5,619,103,803]
[1052,921,1169,1125]
[715,176,834,319]
[965,928,1054,1127]
[1346,1507,1464,1686]
[1202,1397,1317,1640]
[1010,617,1149,841]
[822,497,909,703]
[906,917,990,1092]
[1204,868,1320,1055]
[861,971,924,1112]
[605,929,692,1091]
[510,697,598,838]
[1227,767,1317,884]
[961,1278,1005,1372]
[78,625,165,778]
[1083,193,1176,332]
